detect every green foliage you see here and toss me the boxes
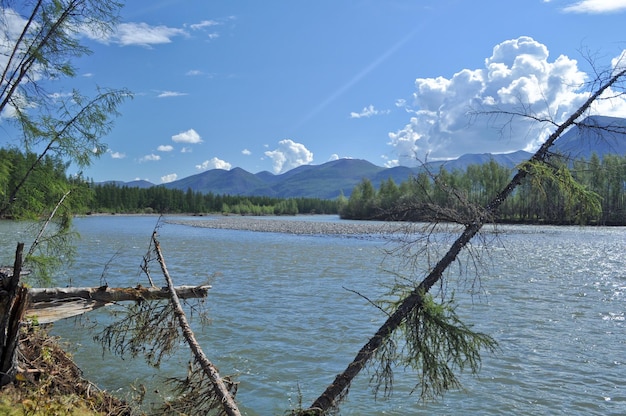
[95,300,180,368]
[0,0,129,283]
[372,292,498,401]
[341,154,623,225]
[519,159,602,224]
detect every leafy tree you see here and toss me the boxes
[0,0,129,285]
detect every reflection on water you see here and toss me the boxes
[1,216,625,415]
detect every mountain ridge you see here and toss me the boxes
[105,115,626,199]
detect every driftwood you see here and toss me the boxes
[26,285,211,324]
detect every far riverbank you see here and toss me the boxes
[165,215,414,235]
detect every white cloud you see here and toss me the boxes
[157,145,174,152]
[242,148,251,155]
[186,70,203,76]
[350,104,390,118]
[563,0,626,13]
[110,151,126,159]
[381,155,399,168]
[161,173,178,183]
[157,91,188,98]
[388,36,626,166]
[196,157,232,171]
[48,92,73,101]
[264,139,314,174]
[140,153,161,162]
[172,128,202,144]
[189,20,219,30]
[328,154,339,161]
[181,147,192,153]
[85,22,188,47]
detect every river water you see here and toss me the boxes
[1,215,624,415]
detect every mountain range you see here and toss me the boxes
[106,116,626,199]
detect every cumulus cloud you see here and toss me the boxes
[381,155,399,168]
[157,91,188,98]
[181,147,192,153]
[388,36,626,166]
[172,128,202,144]
[161,173,178,183]
[196,157,232,171]
[242,148,251,155]
[157,145,173,152]
[110,151,126,159]
[140,154,161,162]
[264,139,314,174]
[563,0,626,13]
[350,104,390,118]
[328,154,339,161]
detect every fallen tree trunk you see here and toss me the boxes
[152,233,241,416]
[26,285,211,324]
[305,67,626,414]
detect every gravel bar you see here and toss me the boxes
[166,216,412,236]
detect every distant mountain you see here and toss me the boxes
[162,167,272,196]
[105,115,626,198]
[552,115,626,160]
[161,152,537,199]
[102,179,154,189]
[426,150,532,172]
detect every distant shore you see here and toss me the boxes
[165,215,413,235]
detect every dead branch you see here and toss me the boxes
[152,232,241,416]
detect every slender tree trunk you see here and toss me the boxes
[307,68,626,414]
[0,243,26,387]
[152,233,241,416]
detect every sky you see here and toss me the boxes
[5,0,626,183]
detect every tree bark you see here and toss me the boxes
[26,285,211,324]
[152,233,241,416]
[307,68,626,414]
[0,243,26,387]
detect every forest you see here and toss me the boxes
[0,148,338,218]
[3,146,625,225]
[341,153,626,226]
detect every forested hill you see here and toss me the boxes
[153,154,526,199]
[104,115,626,199]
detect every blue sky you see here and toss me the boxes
[6,1,626,183]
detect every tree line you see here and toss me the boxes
[89,182,339,215]
[341,154,626,225]
[0,148,91,220]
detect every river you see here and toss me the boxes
[1,215,624,415]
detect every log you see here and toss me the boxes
[25,285,210,324]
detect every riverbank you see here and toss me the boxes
[1,327,134,415]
